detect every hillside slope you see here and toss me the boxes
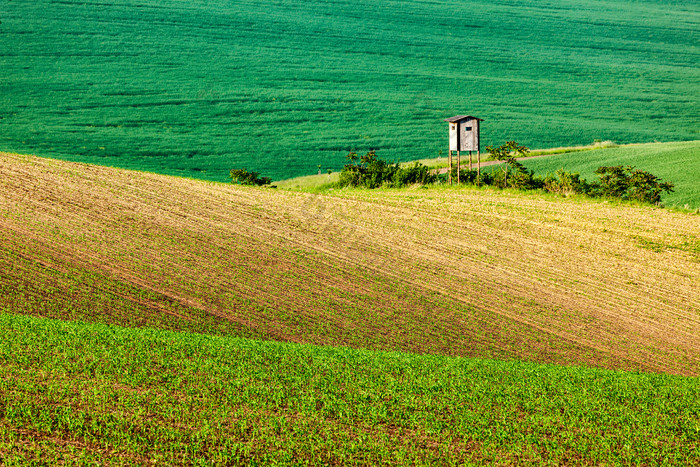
[1,153,699,375]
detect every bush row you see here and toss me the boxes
[335,144,675,205]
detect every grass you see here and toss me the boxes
[527,140,619,157]
[1,0,699,181]
[1,312,699,465]
[2,152,699,377]
[275,171,340,191]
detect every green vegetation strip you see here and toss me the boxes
[281,141,700,210]
[1,313,698,465]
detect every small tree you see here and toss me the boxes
[486,141,532,188]
[229,168,272,186]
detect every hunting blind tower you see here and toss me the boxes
[444,115,483,184]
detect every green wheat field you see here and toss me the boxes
[2,0,699,181]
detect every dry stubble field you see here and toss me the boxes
[1,152,698,375]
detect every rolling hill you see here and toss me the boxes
[1,0,699,181]
[2,152,698,376]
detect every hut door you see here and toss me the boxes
[449,123,458,151]
[460,124,474,151]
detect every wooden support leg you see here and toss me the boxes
[448,150,452,185]
[477,150,481,185]
[457,151,460,184]
[469,151,473,171]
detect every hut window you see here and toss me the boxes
[465,127,472,131]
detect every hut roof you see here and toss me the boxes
[444,115,484,123]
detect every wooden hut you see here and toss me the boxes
[444,115,483,184]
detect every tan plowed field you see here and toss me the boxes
[1,153,698,375]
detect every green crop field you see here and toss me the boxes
[2,0,699,182]
[2,313,699,465]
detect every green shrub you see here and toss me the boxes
[332,148,675,207]
[542,169,591,196]
[592,165,674,204]
[338,151,400,188]
[395,162,438,186]
[449,167,479,185]
[477,171,494,186]
[337,152,440,188]
[229,168,272,186]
